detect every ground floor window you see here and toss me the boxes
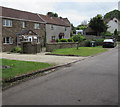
[3,37,13,44]
[51,36,55,40]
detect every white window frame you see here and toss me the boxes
[22,21,26,28]
[34,23,40,29]
[3,37,13,44]
[3,19,12,27]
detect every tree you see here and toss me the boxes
[104,10,120,21]
[114,29,119,40]
[47,12,58,17]
[89,14,108,36]
[72,34,85,49]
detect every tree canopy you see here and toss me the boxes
[104,9,120,21]
[47,12,58,17]
[89,14,108,36]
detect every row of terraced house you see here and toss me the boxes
[0,6,71,52]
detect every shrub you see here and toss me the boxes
[11,46,22,53]
[72,34,85,42]
[56,39,60,42]
[84,40,91,47]
[95,39,104,46]
[59,38,68,42]
[101,32,113,37]
[67,38,74,42]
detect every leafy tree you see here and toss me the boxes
[72,34,85,49]
[104,10,120,21]
[47,12,58,17]
[76,25,87,30]
[89,14,108,36]
[114,29,118,36]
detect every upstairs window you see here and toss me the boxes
[3,19,12,27]
[34,23,40,29]
[65,27,67,31]
[3,37,13,44]
[21,21,26,28]
[51,25,54,30]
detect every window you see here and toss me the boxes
[51,25,54,30]
[3,19,12,27]
[51,36,55,40]
[21,21,26,28]
[3,37,13,44]
[34,23,40,29]
[65,27,67,31]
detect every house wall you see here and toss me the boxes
[2,18,45,51]
[107,18,120,33]
[46,24,71,43]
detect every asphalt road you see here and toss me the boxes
[3,47,118,105]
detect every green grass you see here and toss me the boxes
[50,47,108,57]
[1,59,53,80]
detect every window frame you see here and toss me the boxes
[34,23,40,29]
[3,37,13,44]
[3,19,12,27]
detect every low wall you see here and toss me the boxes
[21,42,41,54]
[46,42,78,52]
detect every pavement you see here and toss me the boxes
[1,52,86,65]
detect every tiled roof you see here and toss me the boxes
[1,6,44,23]
[39,14,71,27]
[1,6,71,27]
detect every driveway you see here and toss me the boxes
[1,52,86,65]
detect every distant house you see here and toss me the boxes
[1,6,71,52]
[83,27,97,36]
[107,17,120,33]
[39,14,71,43]
[76,30,83,35]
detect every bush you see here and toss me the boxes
[84,40,91,47]
[72,34,85,42]
[59,38,68,42]
[56,39,60,42]
[67,38,74,42]
[101,32,113,37]
[11,46,22,53]
[95,39,104,46]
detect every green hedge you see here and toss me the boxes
[11,46,22,53]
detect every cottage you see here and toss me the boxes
[1,6,71,52]
[107,17,120,33]
[39,14,71,43]
[1,6,45,52]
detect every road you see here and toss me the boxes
[3,47,118,105]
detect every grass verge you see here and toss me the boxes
[50,47,108,57]
[1,59,53,80]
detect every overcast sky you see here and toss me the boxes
[0,0,119,26]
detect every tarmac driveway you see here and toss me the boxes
[1,52,86,65]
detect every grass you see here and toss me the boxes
[1,59,53,80]
[50,47,108,57]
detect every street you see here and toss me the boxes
[2,47,118,105]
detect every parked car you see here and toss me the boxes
[102,39,116,48]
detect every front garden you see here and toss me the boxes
[1,59,53,81]
[49,46,108,57]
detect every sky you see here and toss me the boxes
[0,0,120,27]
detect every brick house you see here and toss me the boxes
[1,6,71,52]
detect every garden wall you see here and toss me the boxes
[46,42,78,52]
[21,42,41,54]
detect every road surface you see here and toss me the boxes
[3,47,118,105]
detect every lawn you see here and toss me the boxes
[1,59,53,80]
[50,47,108,57]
